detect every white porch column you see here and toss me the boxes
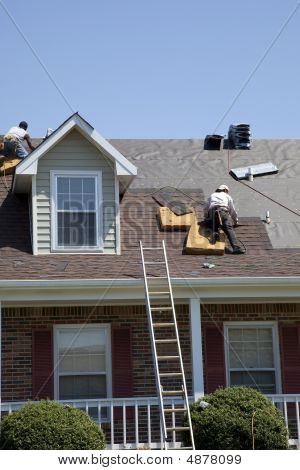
[189,298,204,401]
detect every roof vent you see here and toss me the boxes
[228,123,251,149]
[204,134,224,150]
[230,162,278,180]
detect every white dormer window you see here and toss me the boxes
[51,171,102,252]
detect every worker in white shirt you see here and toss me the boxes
[204,184,245,254]
[4,121,35,159]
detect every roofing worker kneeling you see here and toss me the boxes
[204,184,246,255]
[4,121,35,159]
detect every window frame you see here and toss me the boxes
[53,323,112,402]
[50,170,103,253]
[224,321,282,394]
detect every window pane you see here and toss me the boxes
[58,328,108,401]
[227,326,276,393]
[70,178,82,194]
[83,194,96,211]
[243,329,257,341]
[59,329,106,355]
[229,348,244,368]
[56,175,98,248]
[57,177,69,193]
[83,177,95,194]
[60,353,106,373]
[228,329,242,341]
[69,195,83,211]
[57,194,70,211]
[258,329,272,341]
[57,212,96,247]
[230,371,276,394]
[59,375,106,400]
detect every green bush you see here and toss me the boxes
[185,387,288,450]
[0,400,106,450]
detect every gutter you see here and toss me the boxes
[0,276,300,288]
[0,277,300,304]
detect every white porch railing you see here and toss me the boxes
[1,396,191,450]
[2,395,300,449]
[267,394,300,449]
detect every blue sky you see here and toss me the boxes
[1,0,300,138]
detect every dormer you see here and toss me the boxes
[13,113,137,255]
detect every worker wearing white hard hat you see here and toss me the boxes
[204,184,245,254]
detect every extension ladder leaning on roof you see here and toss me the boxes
[140,240,195,450]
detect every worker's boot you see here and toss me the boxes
[232,246,246,255]
[210,232,219,244]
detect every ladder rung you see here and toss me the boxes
[162,390,184,396]
[144,261,165,264]
[166,427,190,432]
[160,372,182,377]
[155,339,177,344]
[151,306,172,311]
[153,323,175,328]
[157,355,179,360]
[169,447,193,450]
[147,276,168,279]
[164,407,187,413]
[149,291,170,295]
[142,247,164,250]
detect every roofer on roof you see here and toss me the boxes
[4,121,35,159]
[204,184,245,254]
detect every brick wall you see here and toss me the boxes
[202,303,300,321]
[2,304,191,402]
[3,302,300,402]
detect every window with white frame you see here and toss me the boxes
[225,324,279,394]
[55,325,111,401]
[51,172,102,250]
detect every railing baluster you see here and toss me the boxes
[110,402,114,448]
[160,420,163,450]
[123,401,126,447]
[1,396,196,449]
[172,400,176,448]
[98,402,102,427]
[284,398,288,428]
[296,399,300,450]
[147,401,151,450]
[135,401,139,449]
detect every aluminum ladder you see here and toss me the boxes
[140,240,195,450]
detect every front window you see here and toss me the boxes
[225,324,279,394]
[52,172,102,251]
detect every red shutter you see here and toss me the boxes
[279,323,300,393]
[32,329,54,400]
[112,326,133,397]
[204,323,226,393]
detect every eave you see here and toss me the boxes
[0,276,300,305]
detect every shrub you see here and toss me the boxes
[0,400,106,450]
[185,387,288,450]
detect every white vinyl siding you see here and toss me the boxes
[35,129,117,254]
